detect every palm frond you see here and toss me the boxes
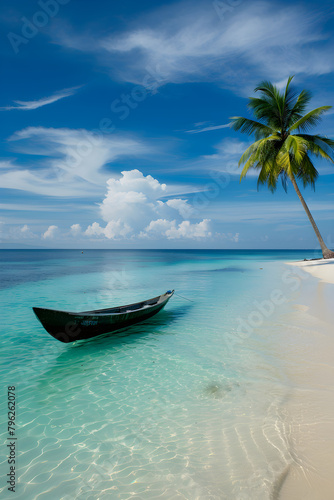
[289,106,332,133]
[296,155,318,190]
[257,160,282,193]
[238,140,262,166]
[254,80,282,105]
[240,137,280,184]
[254,81,287,128]
[283,135,308,164]
[276,149,293,178]
[280,170,289,192]
[247,97,282,129]
[282,76,301,129]
[288,89,312,122]
[284,76,295,99]
[230,117,273,139]
[239,138,270,179]
[296,134,334,163]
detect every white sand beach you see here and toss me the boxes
[287,257,334,285]
[279,258,334,499]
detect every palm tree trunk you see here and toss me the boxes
[290,175,334,259]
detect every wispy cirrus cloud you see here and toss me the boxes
[1,127,207,200]
[61,1,334,92]
[201,199,334,223]
[0,86,81,111]
[0,203,74,212]
[163,138,255,176]
[186,123,231,134]
[0,127,150,197]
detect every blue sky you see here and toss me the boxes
[1,0,334,249]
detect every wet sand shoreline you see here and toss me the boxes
[278,260,334,499]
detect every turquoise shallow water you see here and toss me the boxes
[0,250,321,499]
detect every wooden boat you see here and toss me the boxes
[33,290,174,343]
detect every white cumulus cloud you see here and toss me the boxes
[144,218,211,239]
[0,223,37,240]
[85,221,131,239]
[99,169,195,231]
[82,169,210,240]
[166,198,194,218]
[70,224,82,236]
[43,225,59,239]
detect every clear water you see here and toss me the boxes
[0,250,321,499]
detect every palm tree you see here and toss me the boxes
[230,76,334,259]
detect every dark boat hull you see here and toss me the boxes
[33,291,174,343]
